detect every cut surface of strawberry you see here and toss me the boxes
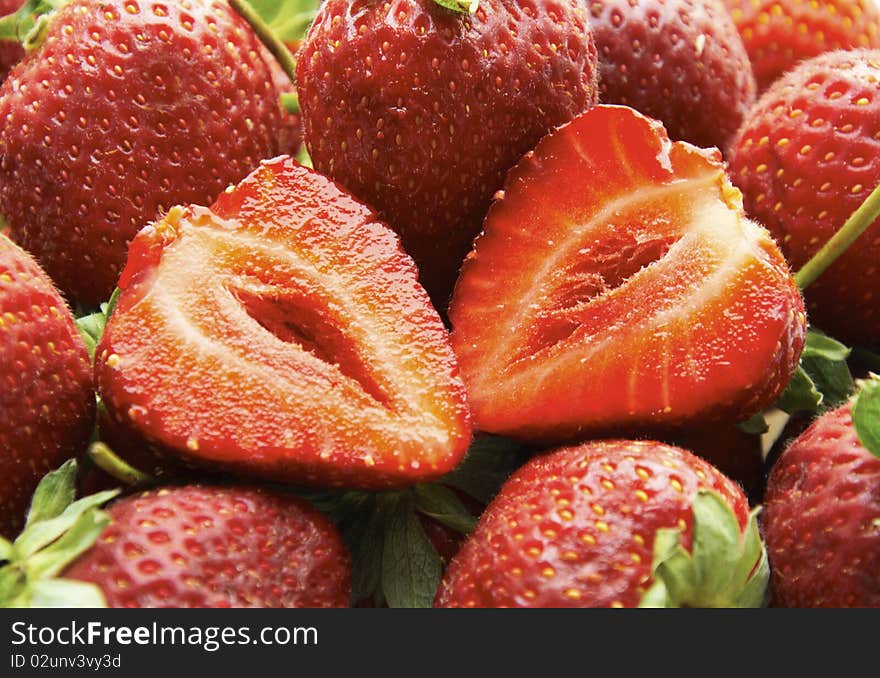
[450,105,805,442]
[96,156,471,488]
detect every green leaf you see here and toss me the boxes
[24,459,77,528]
[295,144,313,169]
[802,329,851,362]
[639,490,768,608]
[0,564,25,604]
[733,510,770,608]
[0,537,12,562]
[345,498,386,605]
[14,489,118,560]
[413,484,477,534]
[776,365,823,414]
[240,0,321,44]
[0,0,63,49]
[853,375,880,459]
[442,436,530,504]
[737,412,768,435]
[431,0,479,14]
[380,494,442,609]
[22,578,107,608]
[280,91,299,115]
[25,508,111,579]
[691,491,743,599]
[74,288,120,360]
[104,287,121,320]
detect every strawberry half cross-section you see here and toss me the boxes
[450,105,806,443]
[95,156,472,489]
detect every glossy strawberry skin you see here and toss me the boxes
[0,0,295,305]
[64,485,351,608]
[0,0,24,82]
[96,156,471,489]
[723,0,880,92]
[450,105,805,443]
[588,0,755,153]
[0,235,94,538]
[729,50,880,345]
[763,402,880,607]
[662,423,765,504]
[435,440,749,608]
[296,0,599,308]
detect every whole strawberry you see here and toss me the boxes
[0,0,296,304]
[0,0,24,81]
[436,440,767,608]
[763,399,880,607]
[587,0,756,152]
[63,484,351,608]
[723,0,880,91]
[729,50,880,345]
[0,234,94,538]
[296,0,599,307]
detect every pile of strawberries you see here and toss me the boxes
[0,0,879,608]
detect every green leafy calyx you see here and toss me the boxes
[0,461,119,608]
[639,490,769,608]
[853,374,880,459]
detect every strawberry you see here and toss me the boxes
[435,440,767,608]
[96,155,472,489]
[728,49,880,345]
[763,397,880,607]
[296,0,599,308]
[0,0,24,81]
[60,484,351,608]
[662,423,766,504]
[0,0,297,305]
[722,0,880,92]
[587,0,756,152]
[0,234,94,538]
[449,105,805,443]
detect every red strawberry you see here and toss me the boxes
[96,155,472,489]
[296,0,599,308]
[587,0,756,152]
[0,0,297,304]
[435,440,767,608]
[63,485,351,608]
[728,49,880,345]
[662,423,765,504]
[763,399,880,607]
[723,0,880,92]
[0,0,24,81]
[0,234,94,538]
[450,105,806,443]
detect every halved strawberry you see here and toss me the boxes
[449,105,805,442]
[96,155,471,488]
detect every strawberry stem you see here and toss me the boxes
[794,180,880,290]
[229,0,297,83]
[87,442,154,487]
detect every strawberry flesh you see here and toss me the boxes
[96,156,472,488]
[450,105,806,442]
